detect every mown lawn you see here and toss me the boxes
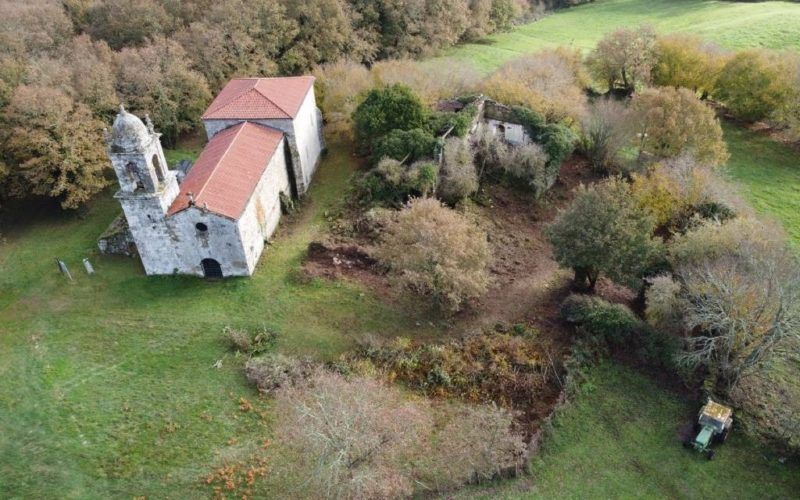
[436,0,800,73]
[0,140,435,498]
[456,363,800,499]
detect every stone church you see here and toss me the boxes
[105,76,324,278]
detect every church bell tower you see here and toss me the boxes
[106,105,181,274]
[107,105,172,194]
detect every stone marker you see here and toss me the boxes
[83,258,95,275]
[56,259,73,281]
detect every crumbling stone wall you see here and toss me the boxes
[97,215,137,256]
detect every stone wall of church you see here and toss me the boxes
[165,208,249,277]
[118,172,182,275]
[237,140,292,273]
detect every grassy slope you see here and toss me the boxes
[436,0,800,73]
[723,123,800,246]
[0,141,434,498]
[459,364,800,499]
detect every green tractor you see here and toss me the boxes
[684,399,733,460]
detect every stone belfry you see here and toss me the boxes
[106,106,181,274]
[107,105,172,194]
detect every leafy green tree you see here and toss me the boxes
[352,84,428,155]
[632,87,728,166]
[1,85,108,209]
[358,158,438,206]
[371,128,438,164]
[546,177,661,291]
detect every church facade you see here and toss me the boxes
[105,76,324,278]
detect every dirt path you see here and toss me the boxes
[456,158,598,333]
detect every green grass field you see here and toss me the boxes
[723,123,800,246]
[437,0,800,73]
[0,141,437,498]
[459,364,800,499]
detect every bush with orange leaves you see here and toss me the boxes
[481,48,588,124]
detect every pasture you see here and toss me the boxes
[2,0,800,497]
[437,0,800,73]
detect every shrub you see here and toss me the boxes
[273,370,432,499]
[561,294,678,366]
[371,59,481,106]
[224,325,277,355]
[427,107,477,137]
[271,369,529,498]
[481,48,588,123]
[715,50,796,122]
[652,34,726,98]
[422,404,527,489]
[437,138,479,204]
[312,60,373,136]
[546,177,662,291]
[500,143,551,197]
[632,87,728,166]
[579,98,634,172]
[644,274,684,337]
[586,25,657,94]
[510,106,577,173]
[539,122,578,174]
[473,128,512,178]
[244,353,314,394]
[352,83,428,155]
[375,198,490,312]
[370,128,437,164]
[358,158,438,207]
[560,294,642,346]
[350,331,549,410]
[630,154,743,232]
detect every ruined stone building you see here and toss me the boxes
[104,76,324,278]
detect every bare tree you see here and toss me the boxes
[666,219,800,393]
[273,370,432,499]
[579,98,634,172]
[422,403,527,490]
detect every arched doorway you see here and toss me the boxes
[201,258,223,279]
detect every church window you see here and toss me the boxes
[196,222,208,232]
[125,162,142,189]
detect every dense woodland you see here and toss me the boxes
[0,0,593,208]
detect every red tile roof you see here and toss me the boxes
[202,76,315,120]
[167,122,284,220]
